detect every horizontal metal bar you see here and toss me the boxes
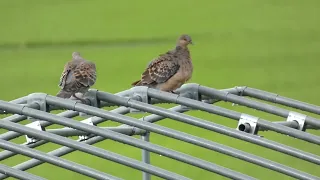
[198,85,320,129]
[0,163,46,180]
[242,87,320,115]
[94,92,320,180]
[0,139,121,180]
[9,99,252,180]
[0,110,79,141]
[0,119,190,180]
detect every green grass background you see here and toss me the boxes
[0,0,320,179]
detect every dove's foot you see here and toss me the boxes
[170,90,179,94]
[72,93,90,105]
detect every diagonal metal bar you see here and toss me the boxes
[96,91,320,166]
[0,120,191,180]
[241,87,320,115]
[0,141,47,161]
[198,85,320,128]
[0,96,28,114]
[0,101,252,180]
[0,139,122,180]
[146,88,320,144]
[0,163,46,180]
[0,89,135,141]
[0,110,78,141]
[43,95,319,180]
[0,107,130,161]
[1,106,186,177]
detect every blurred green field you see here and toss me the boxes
[1,0,320,179]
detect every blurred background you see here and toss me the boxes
[0,0,319,179]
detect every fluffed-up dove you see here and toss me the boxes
[56,52,97,103]
[131,34,194,93]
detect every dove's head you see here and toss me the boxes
[177,34,193,47]
[72,52,81,59]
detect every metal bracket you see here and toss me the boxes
[178,83,201,101]
[27,93,48,122]
[129,86,150,113]
[237,114,259,135]
[286,111,307,131]
[80,89,100,117]
[84,89,100,107]
[25,121,46,144]
[178,83,201,110]
[78,118,96,141]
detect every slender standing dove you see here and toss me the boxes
[131,34,193,92]
[56,52,97,103]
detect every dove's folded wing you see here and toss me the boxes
[74,62,97,87]
[141,54,180,85]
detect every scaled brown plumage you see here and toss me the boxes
[57,52,97,102]
[132,34,193,92]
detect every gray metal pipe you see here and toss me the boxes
[0,139,121,180]
[0,164,46,180]
[5,106,185,180]
[0,88,135,141]
[46,126,134,137]
[0,126,133,161]
[0,140,47,161]
[0,102,40,118]
[42,93,319,180]
[0,96,28,114]
[0,101,251,180]
[198,86,320,129]
[0,107,129,162]
[242,87,320,115]
[142,132,151,180]
[1,114,27,123]
[147,88,320,145]
[258,121,299,131]
[0,119,191,180]
[10,96,28,104]
[0,110,79,141]
[96,91,320,167]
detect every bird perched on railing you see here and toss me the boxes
[131,34,194,93]
[56,52,97,103]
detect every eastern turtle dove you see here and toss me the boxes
[56,52,97,103]
[132,34,193,93]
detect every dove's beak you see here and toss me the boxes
[190,41,194,45]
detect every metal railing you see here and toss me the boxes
[0,83,319,180]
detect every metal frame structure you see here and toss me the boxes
[0,83,319,180]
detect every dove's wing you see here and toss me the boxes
[140,54,180,85]
[73,61,97,87]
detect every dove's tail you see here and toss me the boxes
[131,80,142,86]
[56,90,73,98]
